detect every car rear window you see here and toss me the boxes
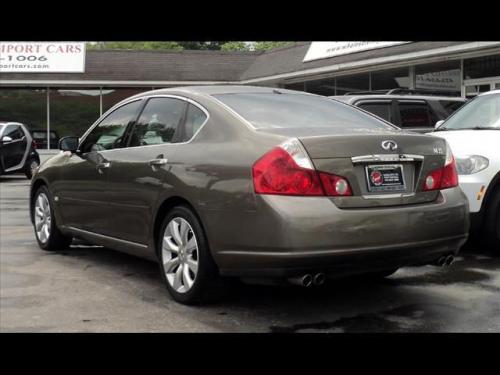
[357,102,392,122]
[33,131,57,139]
[213,93,395,130]
[396,101,436,128]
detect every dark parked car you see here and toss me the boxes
[331,89,466,133]
[30,86,469,304]
[31,129,59,150]
[0,122,40,179]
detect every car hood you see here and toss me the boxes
[428,129,500,161]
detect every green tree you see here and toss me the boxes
[253,41,293,51]
[220,42,250,51]
[86,41,183,50]
[86,41,294,51]
[176,41,229,50]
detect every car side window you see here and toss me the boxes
[81,100,142,153]
[182,103,207,141]
[396,100,437,128]
[357,102,392,123]
[128,97,187,147]
[4,125,24,140]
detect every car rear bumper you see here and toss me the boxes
[210,187,469,277]
[218,235,467,277]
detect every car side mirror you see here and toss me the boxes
[59,136,80,153]
[435,120,445,129]
[1,136,13,144]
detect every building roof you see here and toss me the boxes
[1,49,261,83]
[2,42,500,87]
[239,42,467,81]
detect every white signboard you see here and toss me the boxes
[303,41,409,62]
[416,69,461,92]
[0,42,85,73]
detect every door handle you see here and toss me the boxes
[96,162,110,174]
[149,158,168,166]
[97,162,110,169]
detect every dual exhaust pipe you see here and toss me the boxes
[288,273,325,287]
[287,254,455,286]
[435,254,455,267]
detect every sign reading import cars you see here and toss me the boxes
[303,42,410,62]
[0,42,85,73]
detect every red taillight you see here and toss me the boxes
[252,145,352,197]
[423,155,459,191]
[318,172,353,196]
[252,147,323,196]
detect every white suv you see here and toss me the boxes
[429,90,500,252]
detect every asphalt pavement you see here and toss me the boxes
[1,174,499,332]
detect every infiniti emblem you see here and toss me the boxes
[381,140,398,151]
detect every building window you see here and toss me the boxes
[464,54,500,79]
[50,88,101,145]
[284,82,305,92]
[0,88,47,132]
[304,77,336,96]
[371,67,410,91]
[415,60,461,96]
[335,73,370,95]
[101,88,152,113]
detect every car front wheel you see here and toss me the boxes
[32,186,72,251]
[157,205,220,304]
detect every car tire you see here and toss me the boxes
[24,158,39,179]
[32,185,72,251]
[482,188,500,254]
[157,205,221,305]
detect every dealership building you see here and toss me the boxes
[1,41,499,150]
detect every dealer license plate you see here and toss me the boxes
[365,164,406,192]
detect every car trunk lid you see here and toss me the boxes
[296,132,448,208]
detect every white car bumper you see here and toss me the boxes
[458,171,492,213]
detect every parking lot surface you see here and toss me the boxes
[1,175,499,332]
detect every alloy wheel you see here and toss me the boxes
[162,217,199,293]
[34,193,51,244]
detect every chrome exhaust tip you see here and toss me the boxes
[313,273,326,286]
[445,255,455,266]
[288,274,313,287]
[436,256,447,267]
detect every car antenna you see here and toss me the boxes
[273,89,283,94]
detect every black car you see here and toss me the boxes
[331,89,466,133]
[0,122,40,179]
[31,129,59,150]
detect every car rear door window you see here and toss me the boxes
[81,100,142,153]
[396,100,436,128]
[357,101,393,123]
[129,97,187,147]
[181,103,207,141]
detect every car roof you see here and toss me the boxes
[330,94,466,102]
[128,85,317,100]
